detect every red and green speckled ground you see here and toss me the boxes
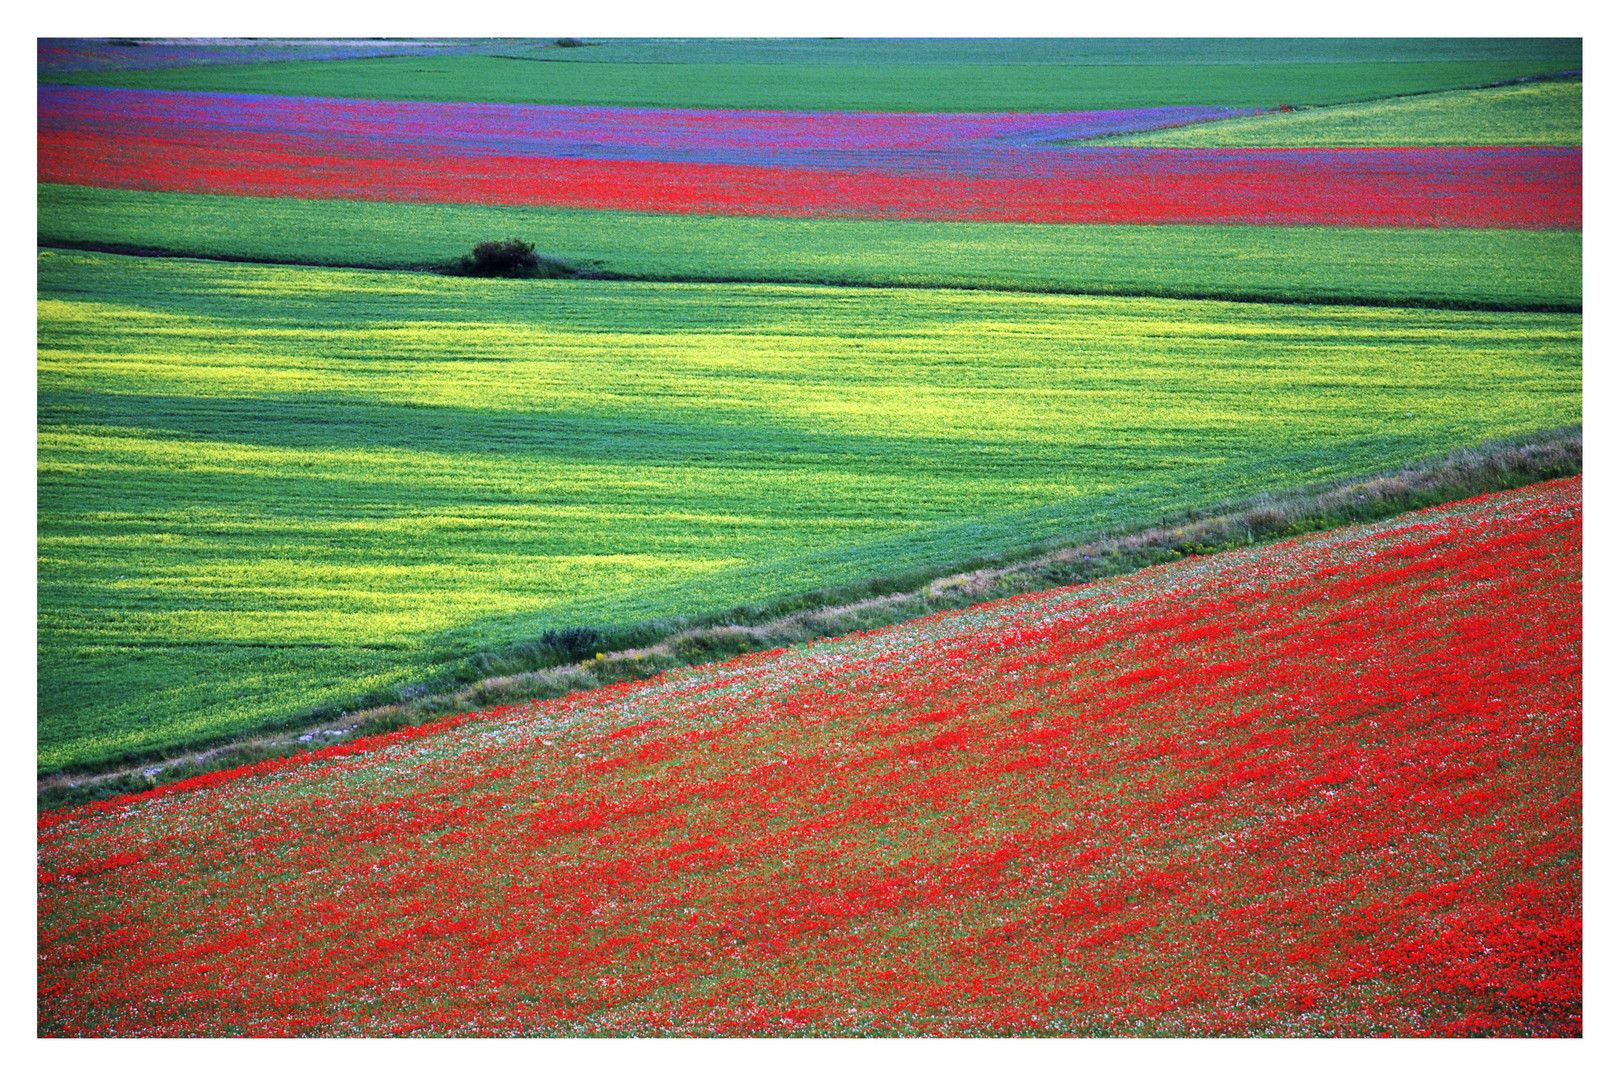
[38,480,1581,1036]
[36,39,1582,1036]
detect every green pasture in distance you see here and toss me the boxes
[40,50,1582,111]
[1105,81,1582,147]
[38,249,1581,770]
[38,186,1582,311]
[43,37,1583,70]
[468,38,1583,68]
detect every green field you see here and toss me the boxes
[1105,81,1582,147]
[40,40,1581,111]
[447,38,1583,67]
[38,186,1583,311]
[38,248,1582,770]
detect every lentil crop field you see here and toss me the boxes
[38,250,1580,769]
[37,37,1582,1038]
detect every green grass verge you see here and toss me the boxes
[1103,80,1581,147]
[38,249,1581,771]
[39,49,1581,111]
[38,186,1583,311]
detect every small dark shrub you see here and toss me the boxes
[450,237,576,279]
[554,38,587,48]
[540,626,602,662]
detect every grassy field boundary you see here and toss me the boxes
[38,426,1581,811]
[1090,72,1582,147]
[40,185,1584,311]
[34,240,1584,315]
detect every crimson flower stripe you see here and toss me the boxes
[38,128,1582,229]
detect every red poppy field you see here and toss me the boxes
[35,37,1585,1042]
[36,478,1582,1038]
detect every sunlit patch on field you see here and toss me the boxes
[1101,80,1583,148]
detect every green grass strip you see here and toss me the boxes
[443,38,1581,68]
[1102,80,1582,147]
[39,53,1581,111]
[39,185,1583,311]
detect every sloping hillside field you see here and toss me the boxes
[36,38,1583,1037]
[37,480,1582,1036]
